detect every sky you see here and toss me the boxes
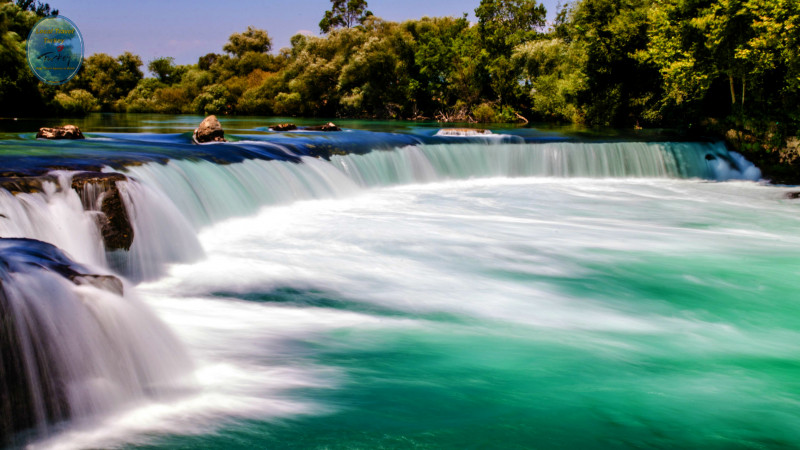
[53,0,561,68]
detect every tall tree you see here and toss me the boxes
[476,0,546,55]
[223,26,272,57]
[569,0,661,126]
[72,52,143,110]
[474,0,547,104]
[319,0,372,33]
[15,0,56,16]
[148,57,178,84]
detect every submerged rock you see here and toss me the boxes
[70,274,124,295]
[36,125,85,140]
[71,172,134,251]
[193,115,227,143]
[270,123,297,131]
[304,122,341,132]
[785,191,800,199]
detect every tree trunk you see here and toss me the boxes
[729,74,736,105]
[741,77,746,109]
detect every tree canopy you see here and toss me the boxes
[5,0,800,158]
[319,0,373,33]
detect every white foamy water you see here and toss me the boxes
[3,141,793,449]
[31,175,783,448]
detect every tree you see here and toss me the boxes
[514,38,587,122]
[72,52,143,110]
[148,57,178,84]
[223,26,272,58]
[319,0,373,33]
[568,0,661,126]
[15,0,56,16]
[474,0,547,104]
[476,0,546,55]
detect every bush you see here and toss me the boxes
[191,84,232,115]
[472,102,497,123]
[53,89,99,115]
[273,92,303,115]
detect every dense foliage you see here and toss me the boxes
[1,0,798,148]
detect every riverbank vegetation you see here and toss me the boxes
[1,0,799,178]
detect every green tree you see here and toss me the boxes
[514,37,587,122]
[53,89,98,115]
[191,83,232,115]
[15,0,56,16]
[148,56,182,84]
[71,52,143,110]
[476,0,546,54]
[319,0,373,33]
[474,0,547,105]
[0,1,49,115]
[223,26,272,57]
[568,0,661,126]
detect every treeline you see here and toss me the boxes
[2,0,799,140]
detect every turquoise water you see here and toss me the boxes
[130,179,800,449]
[2,118,799,449]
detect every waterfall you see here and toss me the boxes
[0,238,192,445]
[0,140,761,283]
[330,141,761,185]
[123,140,761,230]
[0,136,764,444]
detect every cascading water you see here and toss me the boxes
[0,238,191,445]
[122,140,760,229]
[0,130,773,448]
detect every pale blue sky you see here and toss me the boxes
[53,0,561,68]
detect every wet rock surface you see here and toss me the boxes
[36,125,85,140]
[193,115,227,143]
[71,172,134,251]
[270,123,298,131]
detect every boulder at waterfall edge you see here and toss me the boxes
[193,115,227,143]
[71,172,134,251]
[36,125,85,140]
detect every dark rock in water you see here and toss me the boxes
[0,174,57,194]
[270,123,297,131]
[705,154,717,160]
[36,125,85,140]
[193,115,226,143]
[70,274,124,296]
[303,122,341,132]
[0,172,134,251]
[435,128,491,136]
[71,172,134,251]
[785,191,800,199]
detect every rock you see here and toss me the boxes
[435,128,492,137]
[303,122,341,132]
[70,274,124,296]
[785,192,800,199]
[71,172,134,251]
[36,125,85,140]
[193,115,226,143]
[0,174,57,194]
[270,123,297,131]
